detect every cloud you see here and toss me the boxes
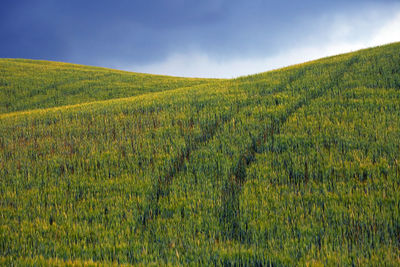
[127,6,400,78]
[371,12,400,46]
[3,1,398,74]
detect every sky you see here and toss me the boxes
[1,0,399,78]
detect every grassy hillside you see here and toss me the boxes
[0,59,217,114]
[1,43,400,265]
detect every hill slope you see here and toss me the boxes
[0,59,217,114]
[1,43,400,265]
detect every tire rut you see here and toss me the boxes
[219,57,360,240]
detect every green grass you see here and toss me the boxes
[1,42,400,266]
[0,59,217,114]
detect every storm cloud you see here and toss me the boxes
[1,0,399,77]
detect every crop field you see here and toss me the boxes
[1,43,400,265]
[0,59,215,114]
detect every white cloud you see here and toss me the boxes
[371,12,400,46]
[127,7,400,78]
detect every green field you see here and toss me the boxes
[1,43,400,266]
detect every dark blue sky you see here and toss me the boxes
[1,0,399,77]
